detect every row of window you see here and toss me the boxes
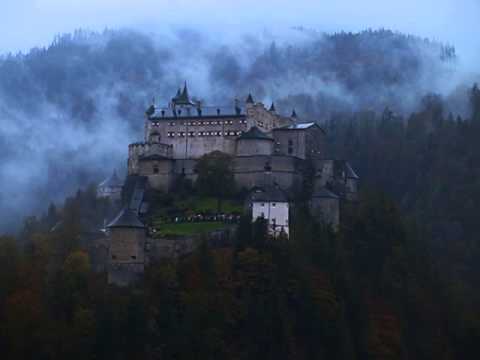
[167,131,243,137]
[165,119,248,126]
[260,203,277,207]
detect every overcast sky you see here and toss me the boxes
[1,0,479,68]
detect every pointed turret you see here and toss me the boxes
[269,102,276,112]
[172,82,194,106]
[181,81,189,99]
[246,93,254,104]
[145,104,155,117]
[107,207,145,229]
[291,109,297,118]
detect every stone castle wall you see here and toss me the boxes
[236,138,274,156]
[147,116,247,158]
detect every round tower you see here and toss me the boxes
[107,208,146,286]
[236,126,274,156]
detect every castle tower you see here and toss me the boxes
[235,126,274,156]
[107,208,146,286]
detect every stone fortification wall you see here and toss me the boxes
[128,142,173,174]
[233,155,302,190]
[147,117,248,158]
[236,138,274,156]
[138,159,174,192]
[108,227,146,286]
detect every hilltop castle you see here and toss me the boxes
[126,83,357,202]
[100,83,358,286]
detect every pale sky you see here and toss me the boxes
[1,0,479,68]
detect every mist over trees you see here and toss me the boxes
[1,27,480,359]
[0,27,472,232]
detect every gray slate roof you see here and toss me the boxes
[150,105,245,119]
[107,208,145,229]
[138,154,172,161]
[250,185,288,203]
[276,122,318,130]
[237,126,274,141]
[312,188,340,199]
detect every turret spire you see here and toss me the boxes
[246,93,254,104]
[182,81,189,100]
[291,109,297,118]
[269,102,276,112]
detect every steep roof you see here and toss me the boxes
[250,185,288,203]
[312,188,340,199]
[172,82,195,106]
[237,126,274,141]
[274,122,326,134]
[107,208,145,229]
[344,162,359,180]
[99,170,123,188]
[138,154,172,162]
[150,105,245,119]
[246,93,254,104]
[269,102,276,112]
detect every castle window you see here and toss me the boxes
[169,122,175,126]
[272,203,276,207]
[218,121,223,125]
[188,131,195,137]
[131,256,137,260]
[153,166,159,174]
[288,139,294,154]
[112,255,117,260]
[261,203,265,207]
[205,121,210,125]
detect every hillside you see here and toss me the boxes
[0,28,463,232]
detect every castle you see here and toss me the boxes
[126,83,357,201]
[101,83,358,285]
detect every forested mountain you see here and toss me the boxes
[1,27,480,359]
[0,28,464,231]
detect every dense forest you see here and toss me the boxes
[1,27,480,359]
[0,28,465,231]
[1,84,480,359]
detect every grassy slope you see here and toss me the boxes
[153,221,226,237]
